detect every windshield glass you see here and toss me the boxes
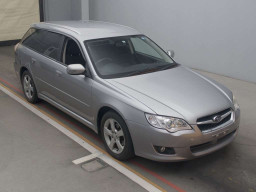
[85,35,176,79]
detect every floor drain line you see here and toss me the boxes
[73,153,108,172]
[72,152,102,165]
[81,158,108,172]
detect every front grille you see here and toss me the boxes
[198,114,231,132]
[190,130,236,153]
[197,108,232,132]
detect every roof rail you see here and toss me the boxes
[44,23,81,34]
[83,20,136,31]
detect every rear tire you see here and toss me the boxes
[101,111,134,161]
[21,70,39,104]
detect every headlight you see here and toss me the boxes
[233,95,240,111]
[145,114,192,133]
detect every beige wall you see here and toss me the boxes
[0,0,40,41]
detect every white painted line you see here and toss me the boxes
[72,152,102,165]
[0,85,163,192]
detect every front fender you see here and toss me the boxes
[91,78,154,132]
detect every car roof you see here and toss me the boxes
[31,20,141,41]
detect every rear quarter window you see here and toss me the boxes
[22,29,64,62]
[21,28,36,43]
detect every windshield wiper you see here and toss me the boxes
[156,64,174,71]
[126,64,176,77]
[126,70,148,77]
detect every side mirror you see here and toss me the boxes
[167,50,175,58]
[67,64,85,75]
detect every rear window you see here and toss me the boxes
[22,29,64,61]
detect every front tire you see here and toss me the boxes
[21,70,39,104]
[101,111,134,161]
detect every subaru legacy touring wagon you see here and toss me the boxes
[14,21,240,162]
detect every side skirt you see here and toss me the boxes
[38,93,97,133]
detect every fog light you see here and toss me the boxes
[160,147,165,153]
[154,146,175,155]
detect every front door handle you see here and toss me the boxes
[31,58,36,64]
[56,70,62,77]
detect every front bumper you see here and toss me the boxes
[128,109,240,162]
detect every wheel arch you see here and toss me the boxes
[20,66,28,81]
[96,105,127,135]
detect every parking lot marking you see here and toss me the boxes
[0,78,187,192]
[0,77,23,94]
[0,83,166,192]
[40,104,102,143]
[73,152,103,165]
[132,161,186,192]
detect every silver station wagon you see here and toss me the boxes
[14,21,240,162]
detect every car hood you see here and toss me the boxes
[106,66,233,124]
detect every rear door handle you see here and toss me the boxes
[56,70,62,77]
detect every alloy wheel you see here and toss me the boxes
[23,75,34,99]
[103,118,125,154]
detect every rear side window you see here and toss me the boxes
[22,29,64,61]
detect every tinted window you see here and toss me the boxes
[21,28,36,43]
[63,38,85,66]
[23,29,64,61]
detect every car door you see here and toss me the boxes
[22,29,65,98]
[50,36,93,124]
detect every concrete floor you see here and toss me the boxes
[0,45,256,192]
[0,89,146,192]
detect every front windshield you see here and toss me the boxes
[85,35,176,79]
